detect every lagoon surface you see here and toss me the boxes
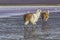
[0,12,60,40]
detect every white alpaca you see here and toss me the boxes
[24,9,41,25]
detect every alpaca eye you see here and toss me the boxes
[39,10,40,11]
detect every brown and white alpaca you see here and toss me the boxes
[24,9,41,25]
[41,10,49,22]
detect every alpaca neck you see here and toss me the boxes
[36,11,40,18]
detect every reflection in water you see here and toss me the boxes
[24,25,38,40]
[42,22,48,32]
[24,22,49,40]
[41,21,49,38]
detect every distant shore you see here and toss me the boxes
[0,4,60,6]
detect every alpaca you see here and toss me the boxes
[41,10,49,22]
[24,9,41,25]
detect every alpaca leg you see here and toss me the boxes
[25,21,29,25]
[45,15,49,21]
[45,19,47,21]
[31,22,37,31]
[45,18,48,21]
[30,20,36,25]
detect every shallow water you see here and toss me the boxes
[0,12,60,40]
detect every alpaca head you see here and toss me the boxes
[36,9,41,14]
[46,10,49,14]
